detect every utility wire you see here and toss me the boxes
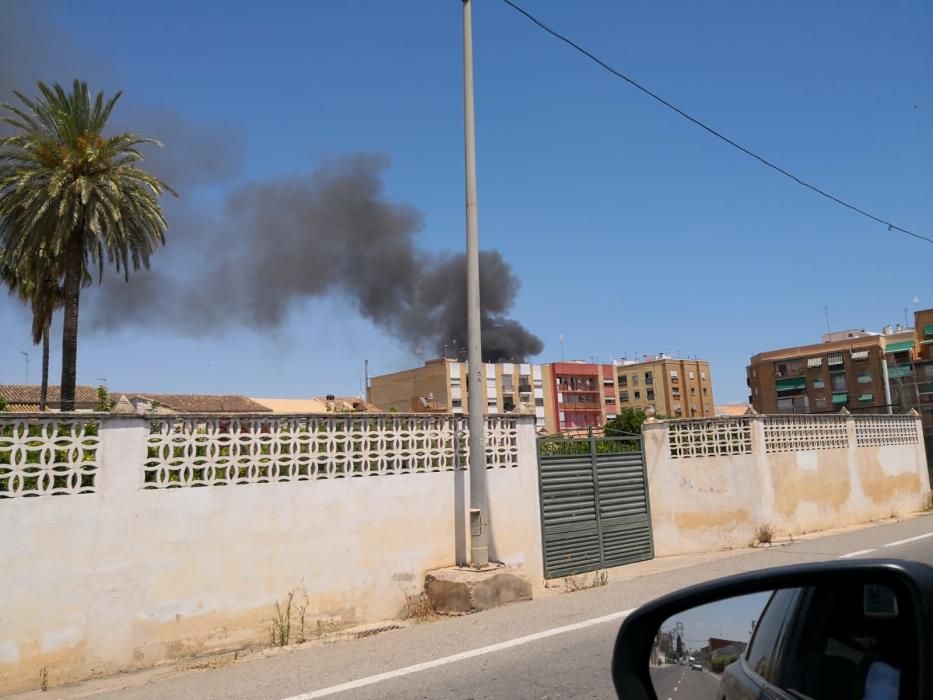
[500,0,933,246]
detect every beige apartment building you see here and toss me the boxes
[370,355,718,433]
[615,356,715,418]
[368,359,547,430]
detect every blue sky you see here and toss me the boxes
[660,592,769,653]
[1,0,930,402]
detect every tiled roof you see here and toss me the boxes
[126,393,273,413]
[0,384,98,407]
[252,398,330,413]
[253,397,384,414]
[715,404,751,417]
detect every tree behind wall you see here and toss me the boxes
[604,408,669,436]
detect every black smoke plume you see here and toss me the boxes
[89,155,543,362]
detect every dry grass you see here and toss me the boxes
[749,523,776,547]
[270,585,312,647]
[923,492,933,512]
[564,570,609,591]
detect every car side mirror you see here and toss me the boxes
[611,560,933,699]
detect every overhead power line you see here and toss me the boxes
[500,0,933,246]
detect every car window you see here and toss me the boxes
[778,583,917,700]
[745,587,799,682]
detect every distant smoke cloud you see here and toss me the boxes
[1,4,541,362]
[89,155,543,362]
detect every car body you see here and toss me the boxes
[611,561,933,700]
[690,661,702,671]
[717,579,915,699]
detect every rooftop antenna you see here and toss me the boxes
[20,351,29,384]
[559,334,565,362]
[824,305,832,333]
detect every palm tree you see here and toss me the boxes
[0,247,87,410]
[1,248,53,409]
[0,80,174,410]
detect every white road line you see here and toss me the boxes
[838,548,877,558]
[882,531,933,548]
[279,607,635,699]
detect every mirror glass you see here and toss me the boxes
[650,583,914,700]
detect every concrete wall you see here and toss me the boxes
[0,414,542,694]
[644,413,931,557]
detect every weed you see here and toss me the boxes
[270,584,312,647]
[564,572,587,592]
[270,592,293,647]
[922,492,933,512]
[564,570,608,591]
[39,666,48,692]
[751,523,775,547]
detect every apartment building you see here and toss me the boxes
[747,308,933,431]
[368,359,546,429]
[542,362,618,433]
[615,356,715,418]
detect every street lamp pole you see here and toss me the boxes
[462,0,489,567]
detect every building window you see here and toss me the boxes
[690,387,696,396]
[700,371,707,380]
[618,375,628,387]
[605,396,616,404]
[702,387,708,396]
[645,371,653,385]
[830,372,847,392]
[672,388,681,398]
[689,371,695,379]
[778,395,809,414]
[452,399,462,408]
[632,374,639,386]
[634,390,641,400]
[646,389,655,401]
[620,391,629,402]
[450,379,461,388]
[813,378,825,389]
[857,372,872,385]
[535,398,544,407]
[503,398,515,412]
[814,397,827,410]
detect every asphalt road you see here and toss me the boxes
[650,665,720,700]
[16,514,933,700]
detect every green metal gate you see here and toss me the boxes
[537,433,654,579]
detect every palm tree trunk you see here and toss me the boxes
[60,234,83,412]
[39,323,50,412]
